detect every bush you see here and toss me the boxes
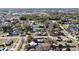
[67,40,72,43]
[20,16,26,20]
[24,44,29,49]
[27,35,32,43]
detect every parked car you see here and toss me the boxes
[26,31,31,35]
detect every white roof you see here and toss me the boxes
[29,41,37,46]
[37,39,41,41]
[52,21,56,23]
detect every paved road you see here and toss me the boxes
[20,35,29,51]
[0,36,23,39]
[59,24,78,44]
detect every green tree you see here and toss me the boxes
[37,13,50,23]
[20,16,26,20]
[27,35,32,43]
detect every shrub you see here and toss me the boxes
[27,35,32,43]
[24,44,29,49]
[20,16,26,20]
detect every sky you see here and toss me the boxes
[0,0,79,8]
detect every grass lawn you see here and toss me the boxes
[30,33,35,37]
[13,37,19,43]
[63,24,69,29]
[0,31,7,36]
[0,39,5,45]
[0,37,19,50]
